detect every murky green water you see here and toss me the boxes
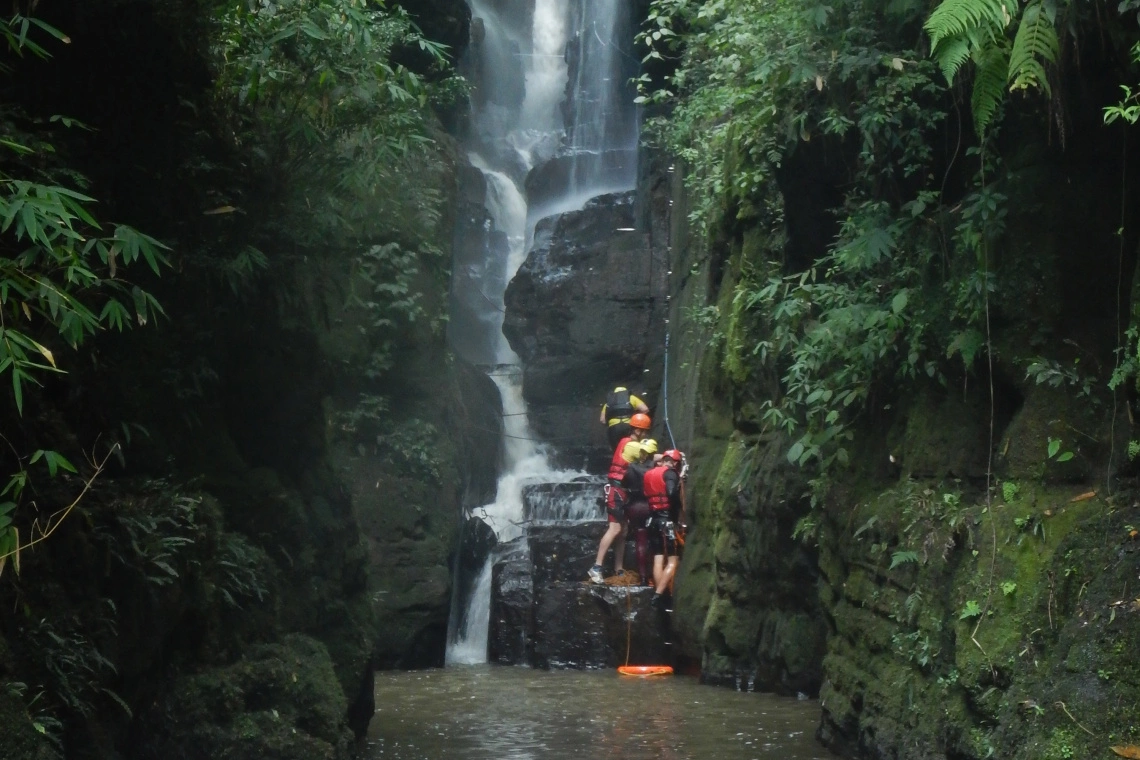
[368,666,837,760]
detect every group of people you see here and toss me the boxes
[588,387,687,609]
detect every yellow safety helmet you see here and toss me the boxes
[640,439,658,455]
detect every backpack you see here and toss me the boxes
[623,461,652,495]
[606,387,632,418]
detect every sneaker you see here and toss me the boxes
[587,565,605,584]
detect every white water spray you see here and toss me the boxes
[521,0,569,133]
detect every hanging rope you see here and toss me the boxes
[662,165,678,450]
[624,586,633,666]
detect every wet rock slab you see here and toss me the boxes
[489,537,533,665]
[533,583,671,669]
[529,522,606,586]
[490,516,671,669]
[502,191,668,465]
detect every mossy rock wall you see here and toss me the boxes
[817,478,1140,760]
[663,110,1140,756]
[662,155,827,692]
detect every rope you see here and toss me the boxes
[663,331,677,450]
[662,165,678,450]
[624,585,632,666]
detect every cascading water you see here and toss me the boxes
[563,1,639,200]
[446,0,640,665]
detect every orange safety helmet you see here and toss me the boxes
[629,413,652,430]
[661,449,684,463]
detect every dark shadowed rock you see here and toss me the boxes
[503,191,669,471]
[489,537,533,665]
[450,516,498,644]
[529,521,607,587]
[488,514,668,668]
[533,583,671,669]
[458,516,497,578]
[138,635,353,760]
[525,149,639,217]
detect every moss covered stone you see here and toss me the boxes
[139,634,353,760]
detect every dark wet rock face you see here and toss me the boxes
[503,191,669,470]
[525,150,639,217]
[534,583,670,669]
[530,522,603,587]
[489,516,672,669]
[489,537,533,664]
[450,516,498,644]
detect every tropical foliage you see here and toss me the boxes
[0,12,168,576]
[924,0,1063,135]
[639,0,1134,495]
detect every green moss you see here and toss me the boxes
[673,525,714,653]
[952,492,1096,684]
[893,390,989,479]
[147,634,353,760]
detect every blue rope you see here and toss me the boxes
[661,168,677,451]
[663,330,677,450]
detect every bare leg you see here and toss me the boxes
[613,523,628,572]
[652,554,666,591]
[594,521,624,568]
[659,556,680,594]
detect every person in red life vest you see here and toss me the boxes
[588,413,653,584]
[619,439,661,586]
[599,386,650,449]
[644,448,686,607]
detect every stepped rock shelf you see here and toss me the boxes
[481,480,672,669]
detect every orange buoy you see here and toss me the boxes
[617,665,673,677]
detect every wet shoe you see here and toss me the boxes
[587,565,605,584]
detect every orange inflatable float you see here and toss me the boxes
[617,665,673,676]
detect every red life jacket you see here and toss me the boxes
[607,436,634,484]
[644,465,672,512]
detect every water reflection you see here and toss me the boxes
[368,666,836,760]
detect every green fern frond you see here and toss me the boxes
[924,0,1010,49]
[1008,1,1059,93]
[934,33,973,83]
[971,43,1009,136]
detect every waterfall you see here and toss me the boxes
[564,1,639,199]
[446,0,639,666]
[445,558,494,666]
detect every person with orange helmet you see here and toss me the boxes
[644,448,686,607]
[599,386,650,449]
[588,413,653,584]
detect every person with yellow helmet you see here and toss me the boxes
[600,386,650,449]
[620,438,661,586]
[588,413,653,584]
